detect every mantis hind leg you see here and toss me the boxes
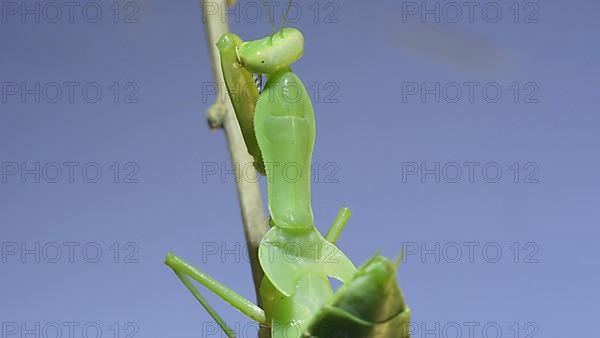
[165,252,267,325]
[325,207,351,244]
[172,270,236,338]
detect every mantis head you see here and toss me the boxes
[237,28,304,75]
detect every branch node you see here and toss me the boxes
[206,101,227,130]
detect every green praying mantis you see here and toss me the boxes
[165,3,410,337]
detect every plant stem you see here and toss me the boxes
[199,1,270,337]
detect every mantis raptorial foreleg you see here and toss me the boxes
[165,253,267,324]
[325,207,352,244]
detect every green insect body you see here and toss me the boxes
[238,27,357,337]
[165,24,410,338]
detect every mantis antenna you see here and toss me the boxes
[262,0,275,33]
[280,0,293,33]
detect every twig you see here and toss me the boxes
[199,0,269,317]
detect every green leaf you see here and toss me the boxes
[306,254,411,338]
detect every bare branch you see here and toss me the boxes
[199,0,269,315]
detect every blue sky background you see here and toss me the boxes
[1,0,598,337]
